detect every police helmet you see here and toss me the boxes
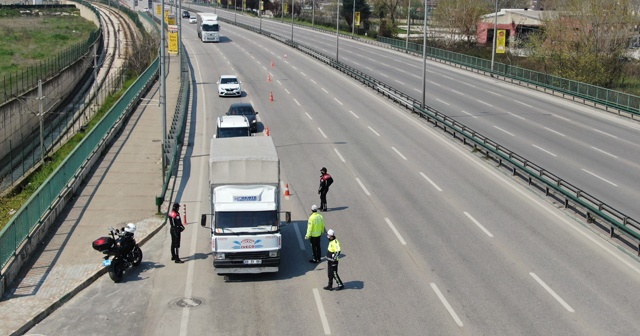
[124,223,137,233]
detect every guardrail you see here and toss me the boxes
[221,17,640,255]
[378,36,640,120]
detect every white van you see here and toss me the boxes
[215,115,251,138]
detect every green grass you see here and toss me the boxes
[0,78,136,232]
[0,10,96,75]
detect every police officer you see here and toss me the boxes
[168,202,185,263]
[305,205,325,263]
[324,229,344,291]
[318,167,333,211]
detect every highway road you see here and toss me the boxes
[29,6,640,336]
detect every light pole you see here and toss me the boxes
[421,0,427,108]
[490,0,498,72]
[351,0,355,35]
[312,0,315,27]
[259,0,262,32]
[281,0,284,22]
[235,0,237,23]
[405,0,410,49]
[291,0,294,41]
[336,0,340,62]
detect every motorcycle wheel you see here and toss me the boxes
[132,246,143,267]
[108,258,125,283]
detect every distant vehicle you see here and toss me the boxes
[215,115,251,138]
[182,10,190,18]
[226,102,258,133]
[189,15,196,24]
[196,13,220,42]
[217,75,242,97]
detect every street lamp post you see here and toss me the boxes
[336,0,340,62]
[312,0,315,27]
[421,0,427,108]
[490,0,498,72]
[291,0,294,41]
[351,0,355,35]
[235,0,237,23]
[405,0,410,49]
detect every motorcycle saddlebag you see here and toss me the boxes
[92,236,115,252]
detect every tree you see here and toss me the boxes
[370,0,403,28]
[431,0,491,46]
[342,0,371,32]
[525,0,639,87]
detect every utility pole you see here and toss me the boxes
[38,80,45,164]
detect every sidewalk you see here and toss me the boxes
[0,53,183,336]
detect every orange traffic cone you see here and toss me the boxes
[265,127,270,136]
[284,184,291,197]
[267,73,271,82]
[269,92,274,102]
[271,60,275,67]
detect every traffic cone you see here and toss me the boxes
[265,127,270,136]
[284,184,290,197]
[269,92,274,102]
[267,73,271,82]
[271,60,274,67]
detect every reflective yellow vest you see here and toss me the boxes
[306,212,325,237]
[327,239,341,261]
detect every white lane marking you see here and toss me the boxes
[294,221,305,250]
[488,91,502,96]
[428,80,442,87]
[436,99,450,106]
[463,212,493,237]
[494,126,515,136]
[463,82,476,88]
[553,114,570,121]
[322,87,329,93]
[507,112,526,120]
[395,79,405,85]
[318,127,328,139]
[451,89,464,95]
[300,72,307,77]
[349,110,359,118]
[334,98,343,105]
[593,128,618,138]
[419,172,442,191]
[368,126,380,136]
[514,100,532,107]
[544,127,566,137]
[355,178,371,196]
[380,73,389,78]
[591,146,618,159]
[312,289,332,335]
[442,75,454,80]
[386,94,640,275]
[285,88,291,95]
[277,80,282,85]
[430,283,464,327]
[384,218,407,245]
[311,79,317,84]
[392,147,407,160]
[477,100,493,107]
[462,110,478,119]
[581,169,618,186]
[529,273,575,313]
[532,144,557,157]
[294,98,301,106]
[333,148,346,163]
[305,112,313,120]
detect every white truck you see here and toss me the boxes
[196,13,220,42]
[200,137,290,274]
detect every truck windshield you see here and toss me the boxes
[216,211,277,230]
[217,127,250,138]
[203,24,219,32]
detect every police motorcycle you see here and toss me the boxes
[91,223,143,283]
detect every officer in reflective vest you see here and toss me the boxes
[305,205,325,263]
[324,229,344,291]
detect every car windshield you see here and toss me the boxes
[216,211,277,230]
[217,127,250,138]
[220,78,238,84]
[203,24,219,32]
[228,106,255,116]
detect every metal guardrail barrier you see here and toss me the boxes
[378,36,640,119]
[222,17,640,255]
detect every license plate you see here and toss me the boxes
[102,259,111,267]
[243,260,262,265]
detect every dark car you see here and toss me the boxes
[226,103,258,133]
[182,10,190,18]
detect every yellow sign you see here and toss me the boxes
[243,0,246,9]
[167,14,176,25]
[496,29,506,54]
[164,9,170,22]
[355,12,360,27]
[156,4,162,15]
[260,0,263,10]
[283,2,287,13]
[228,0,232,6]
[168,25,179,54]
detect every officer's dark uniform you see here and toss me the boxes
[168,202,185,263]
[318,167,332,211]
